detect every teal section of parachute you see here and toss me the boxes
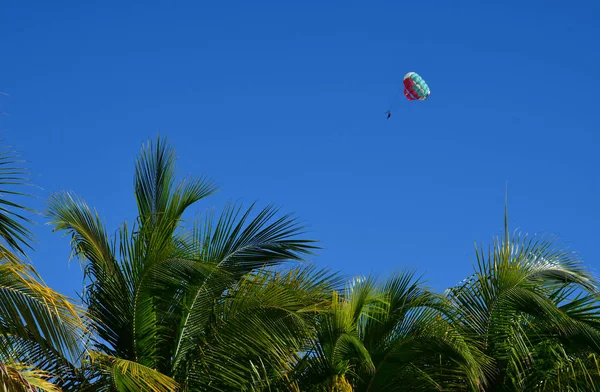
[410,73,430,97]
[404,72,430,100]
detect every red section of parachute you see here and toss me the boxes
[403,78,420,100]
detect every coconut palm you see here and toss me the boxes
[0,140,85,391]
[289,272,488,392]
[445,213,600,391]
[44,134,600,391]
[289,212,600,392]
[47,136,334,391]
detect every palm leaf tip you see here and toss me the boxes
[134,136,219,230]
[0,141,36,257]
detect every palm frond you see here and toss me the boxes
[0,141,36,259]
[47,192,133,359]
[0,362,62,392]
[0,258,85,363]
[88,351,179,392]
[134,136,217,237]
[172,202,318,374]
[174,265,337,391]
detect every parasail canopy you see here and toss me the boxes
[402,72,430,101]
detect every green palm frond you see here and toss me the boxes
[47,192,114,268]
[291,276,387,391]
[171,202,318,374]
[134,136,217,237]
[174,265,337,391]
[524,342,600,391]
[87,351,179,392]
[359,273,489,391]
[195,201,318,271]
[0,138,88,391]
[292,270,493,392]
[0,141,35,259]
[0,258,85,363]
[47,192,132,359]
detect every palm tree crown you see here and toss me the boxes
[48,136,330,391]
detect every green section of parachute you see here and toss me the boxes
[409,73,430,98]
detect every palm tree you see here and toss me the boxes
[445,213,600,391]
[45,134,600,391]
[47,136,334,391]
[289,272,488,391]
[289,211,600,392]
[0,140,85,391]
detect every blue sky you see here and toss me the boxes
[1,0,599,297]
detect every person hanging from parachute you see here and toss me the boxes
[385,72,430,119]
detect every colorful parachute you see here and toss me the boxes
[403,72,430,101]
[385,72,430,119]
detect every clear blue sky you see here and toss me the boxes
[1,0,599,297]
